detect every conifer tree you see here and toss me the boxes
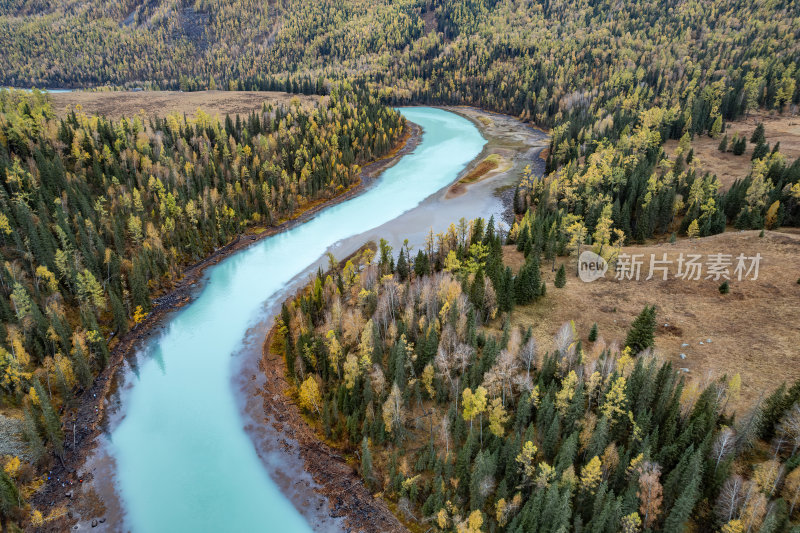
[751,123,766,145]
[554,264,566,288]
[396,249,409,282]
[719,280,730,294]
[32,378,63,459]
[662,451,702,532]
[588,323,598,342]
[718,134,728,152]
[0,470,21,521]
[361,436,374,489]
[625,305,657,354]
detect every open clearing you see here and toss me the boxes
[664,112,800,190]
[49,90,323,119]
[505,230,800,413]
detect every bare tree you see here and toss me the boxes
[712,427,737,472]
[715,474,745,524]
[553,322,577,371]
[484,349,519,405]
[518,336,537,381]
[434,342,473,410]
[777,404,800,455]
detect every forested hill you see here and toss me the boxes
[2,0,798,127]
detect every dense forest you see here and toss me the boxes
[277,218,800,532]
[3,0,799,243]
[0,85,404,525]
[0,0,799,529]
[2,0,799,122]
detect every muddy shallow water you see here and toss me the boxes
[76,107,546,532]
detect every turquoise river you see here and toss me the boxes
[109,107,485,531]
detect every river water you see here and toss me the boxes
[108,107,486,532]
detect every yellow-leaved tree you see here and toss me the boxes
[783,466,800,517]
[325,330,342,377]
[422,363,435,399]
[299,376,322,417]
[343,353,360,390]
[687,219,700,239]
[555,370,578,415]
[516,441,538,482]
[721,519,744,533]
[601,376,628,421]
[580,456,603,494]
[462,386,488,434]
[487,398,509,438]
[620,512,642,533]
[456,510,483,533]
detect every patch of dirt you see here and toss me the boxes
[421,9,437,35]
[664,111,800,191]
[463,155,501,183]
[509,230,800,413]
[49,90,324,119]
[0,414,29,461]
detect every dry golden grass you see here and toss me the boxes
[502,244,526,274]
[49,90,323,119]
[664,112,800,190]
[506,230,800,412]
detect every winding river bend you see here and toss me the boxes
[109,108,485,532]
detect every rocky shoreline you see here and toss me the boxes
[258,315,406,532]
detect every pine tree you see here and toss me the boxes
[414,250,429,277]
[750,123,766,145]
[515,259,542,305]
[33,378,63,458]
[760,383,788,440]
[588,323,598,342]
[751,141,769,161]
[554,264,566,288]
[662,451,702,532]
[470,267,486,313]
[22,405,46,464]
[470,449,497,510]
[732,135,747,155]
[625,305,656,354]
[361,436,374,489]
[718,133,728,152]
[719,280,730,294]
[0,470,21,519]
[396,249,409,282]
